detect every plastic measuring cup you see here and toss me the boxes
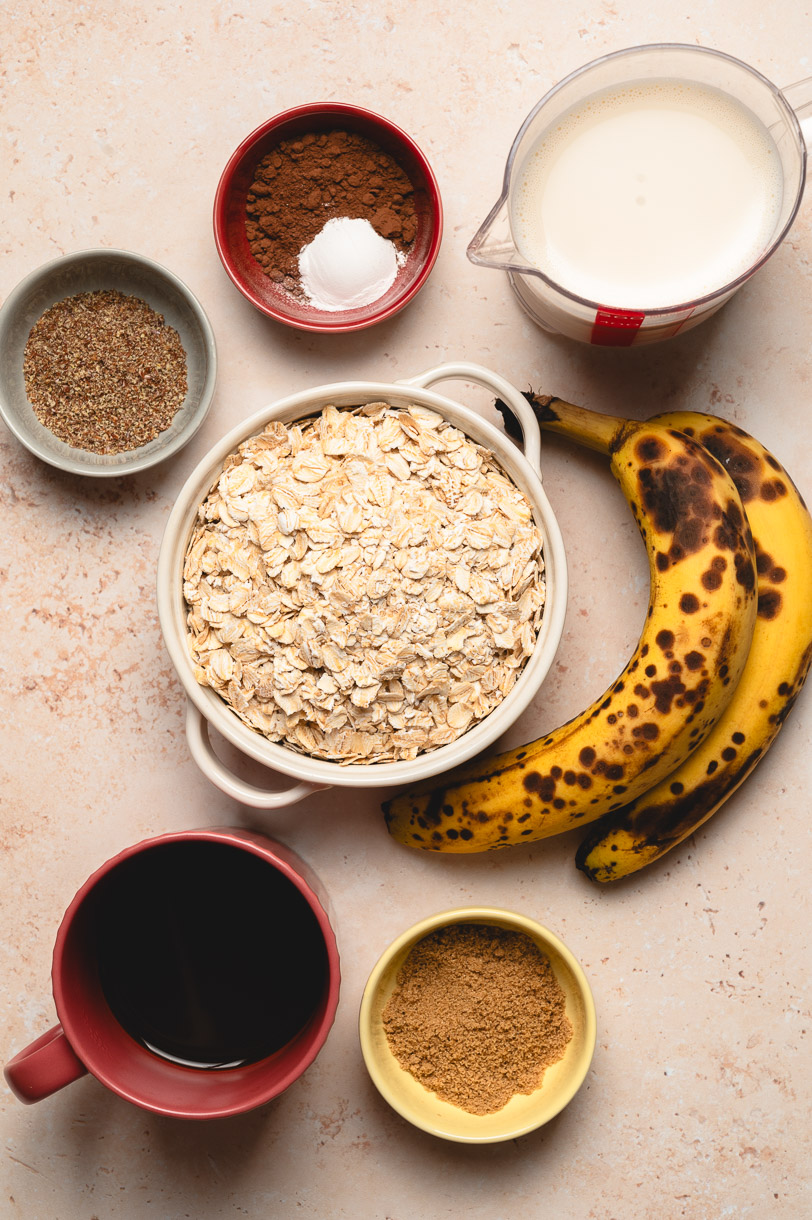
[468,44,812,346]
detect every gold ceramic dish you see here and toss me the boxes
[358,907,596,1143]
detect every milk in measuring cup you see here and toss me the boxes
[510,79,783,309]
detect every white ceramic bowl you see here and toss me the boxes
[0,249,217,477]
[156,362,567,807]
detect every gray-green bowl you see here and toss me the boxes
[0,249,217,476]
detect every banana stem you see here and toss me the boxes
[525,393,627,455]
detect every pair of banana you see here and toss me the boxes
[383,394,812,882]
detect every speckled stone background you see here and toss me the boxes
[2,2,811,1218]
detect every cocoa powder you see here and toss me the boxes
[245,129,417,295]
[382,922,573,1116]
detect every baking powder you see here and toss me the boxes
[298,217,405,312]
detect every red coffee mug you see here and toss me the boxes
[3,828,340,1119]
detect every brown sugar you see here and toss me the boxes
[382,922,573,1116]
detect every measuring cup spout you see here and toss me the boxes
[781,75,812,174]
[467,194,535,274]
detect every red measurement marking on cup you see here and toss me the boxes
[590,308,645,346]
[667,307,696,339]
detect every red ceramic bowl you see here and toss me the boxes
[213,103,443,333]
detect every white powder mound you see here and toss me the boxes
[298,216,404,311]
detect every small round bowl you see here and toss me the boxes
[213,103,443,333]
[0,249,217,477]
[359,907,596,1143]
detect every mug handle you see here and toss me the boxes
[185,702,330,808]
[4,1025,87,1104]
[397,361,542,476]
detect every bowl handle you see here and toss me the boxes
[397,361,541,476]
[185,702,330,808]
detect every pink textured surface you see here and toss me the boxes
[2,2,811,1217]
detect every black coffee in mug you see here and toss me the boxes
[92,840,329,1069]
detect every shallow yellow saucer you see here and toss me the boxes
[359,906,597,1143]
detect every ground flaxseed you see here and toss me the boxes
[23,289,188,455]
[382,922,573,1115]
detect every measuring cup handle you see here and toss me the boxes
[398,362,542,475]
[185,702,330,809]
[782,76,812,166]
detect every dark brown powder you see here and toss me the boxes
[245,129,417,295]
[382,922,573,1116]
[23,289,188,455]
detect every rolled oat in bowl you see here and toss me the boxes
[182,401,545,764]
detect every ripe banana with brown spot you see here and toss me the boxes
[576,411,812,882]
[383,402,758,853]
